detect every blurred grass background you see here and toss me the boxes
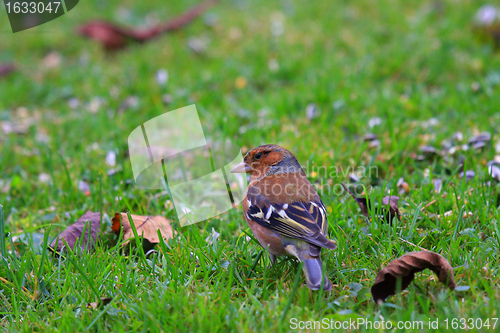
[1,0,500,331]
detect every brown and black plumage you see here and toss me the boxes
[231,144,336,291]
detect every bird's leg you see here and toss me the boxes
[269,253,277,266]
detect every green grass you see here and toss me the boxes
[1,0,500,331]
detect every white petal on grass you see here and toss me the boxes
[106,151,117,167]
[156,69,169,86]
[368,117,382,128]
[38,173,51,183]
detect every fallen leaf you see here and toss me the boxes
[472,141,487,150]
[79,0,219,51]
[371,251,456,304]
[88,297,113,310]
[468,131,491,146]
[382,195,401,221]
[341,183,369,216]
[459,170,476,182]
[341,183,401,223]
[49,211,101,253]
[112,213,174,245]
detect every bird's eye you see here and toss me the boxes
[254,152,262,160]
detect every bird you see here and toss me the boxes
[230,144,336,291]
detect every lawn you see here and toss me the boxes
[1,0,500,331]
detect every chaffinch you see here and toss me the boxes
[230,144,336,291]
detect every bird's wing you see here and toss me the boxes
[246,186,336,250]
[309,198,328,235]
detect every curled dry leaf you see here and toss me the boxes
[341,183,401,223]
[112,213,174,245]
[48,211,101,253]
[79,0,219,50]
[371,251,456,304]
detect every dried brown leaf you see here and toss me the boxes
[48,211,101,253]
[79,0,219,50]
[341,183,401,223]
[382,195,401,222]
[371,251,456,304]
[341,183,369,216]
[88,297,113,310]
[112,213,173,245]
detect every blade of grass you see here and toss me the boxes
[86,293,121,331]
[452,206,465,241]
[125,211,149,267]
[0,205,5,258]
[61,238,100,299]
[406,204,422,240]
[280,262,303,323]
[36,225,51,279]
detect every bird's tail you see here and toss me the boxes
[302,257,333,291]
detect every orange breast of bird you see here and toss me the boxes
[241,171,320,255]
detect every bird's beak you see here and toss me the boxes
[230,161,250,173]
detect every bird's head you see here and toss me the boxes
[230,144,302,178]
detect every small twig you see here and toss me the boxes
[420,192,449,212]
[397,237,429,252]
[340,183,356,199]
[0,276,31,294]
